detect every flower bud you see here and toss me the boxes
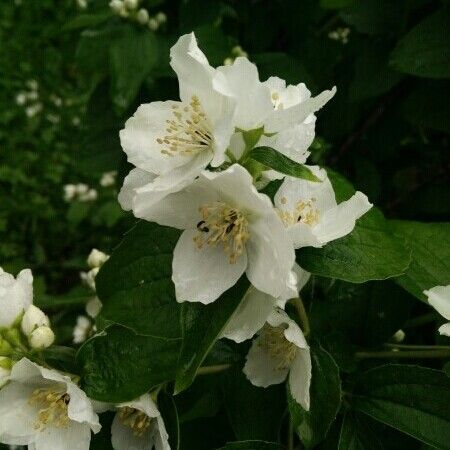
[124,0,138,10]
[155,12,167,24]
[29,326,55,350]
[21,305,50,337]
[109,0,123,13]
[223,57,233,66]
[148,18,159,31]
[87,249,109,269]
[86,296,103,318]
[392,329,405,343]
[0,337,12,356]
[136,8,149,25]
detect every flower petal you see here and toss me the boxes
[267,308,308,349]
[243,335,289,387]
[289,349,312,411]
[246,215,296,298]
[314,191,372,244]
[438,323,450,337]
[172,229,247,304]
[222,286,277,343]
[265,86,336,133]
[111,413,153,450]
[424,285,450,320]
[34,422,91,450]
[118,168,156,212]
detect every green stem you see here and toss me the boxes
[290,297,310,337]
[384,343,450,351]
[288,417,294,450]
[197,364,231,376]
[356,349,450,359]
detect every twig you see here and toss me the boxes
[290,297,310,336]
[196,364,231,375]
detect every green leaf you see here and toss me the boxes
[288,346,341,449]
[217,442,285,450]
[96,221,182,339]
[338,411,385,450]
[159,391,180,450]
[77,325,180,402]
[109,25,159,111]
[63,12,112,32]
[320,0,356,9]
[390,221,450,301]
[223,366,285,441]
[390,9,450,79]
[352,364,450,449]
[297,207,411,283]
[248,146,321,182]
[175,276,250,394]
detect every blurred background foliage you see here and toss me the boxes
[0,0,449,448]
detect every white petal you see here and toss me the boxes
[217,57,273,130]
[118,394,160,419]
[111,414,153,450]
[295,263,311,293]
[438,322,450,337]
[0,382,38,444]
[265,87,337,133]
[132,150,212,221]
[243,335,289,387]
[34,422,91,450]
[267,308,308,350]
[154,415,171,450]
[424,285,450,320]
[66,383,101,432]
[246,215,296,299]
[288,222,323,248]
[289,349,312,411]
[120,101,190,174]
[172,229,247,304]
[222,286,277,343]
[118,168,156,211]
[314,191,372,244]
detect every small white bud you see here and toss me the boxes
[76,183,89,195]
[136,8,149,24]
[29,326,55,350]
[148,18,159,31]
[63,184,77,201]
[26,79,38,91]
[392,329,405,343]
[15,92,27,105]
[79,188,98,202]
[86,296,103,318]
[77,0,88,8]
[100,171,117,187]
[21,305,50,337]
[124,0,138,10]
[73,316,92,344]
[109,0,123,13]
[25,103,42,118]
[87,249,109,269]
[223,57,233,66]
[80,267,99,291]
[155,11,167,24]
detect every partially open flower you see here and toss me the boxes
[244,308,311,410]
[112,394,170,450]
[424,285,450,336]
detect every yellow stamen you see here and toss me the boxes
[259,324,297,370]
[118,407,152,437]
[193,202,250,264]
[277,198,319,227]
[29,387,70,430]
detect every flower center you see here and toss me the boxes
[277,196,320,227]
[118,406,152,437]
[271,91,284,110]
[29,387,70,430]
[156,96,213,157]
[259,324,297,370]
[193,202,249,264]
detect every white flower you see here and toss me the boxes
[222,263,310,343]
[63,184,77,201]
[135,164,295,304]
[86,297,102,318]
[148,17,159,31]
[424,285,450,336]
[73,316,92,344]
[155,12,167,24]
[79,188,98,202]
[25,103,42,118]
[0,268,33,328]
[124,0,138,10]
[136,8,149,24]
[15,93,27,106]
[109,0,123,13]
[274,167,372,248]
[118,33,236,215]
[0,358,100,449]
[112,394,170,450]
[0,357,11,389]
[21,305,50,337]
[26,80,38,91]
[29,326,55,350]
[80,268,99,292]
[87,249,109,269]
[244,308,311,410]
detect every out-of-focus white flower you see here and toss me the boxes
[25,103,43,118]
[26,79,38,91]
[64,184,77,201]
[87,249,109,269]
[231,45,248,58]
[49,94,62,107]
[124,0,138,10]
[76,0,88,8]
[136,165,295,304]
[328,27,350,44]
[80,268,99,292]
[73,316,92,344]
[29,326,55,350]
[21,305,50,337]
[100,171,117,187]
[0,357,12,388]
[79,188,98,202]
[46,113,60,124]
[274,167,372,248]
[112,394,170,450]
[244,308,311,410]
[155,11,167,24]
[15,92,27,105]
[392,329,405,343]
[136,8,149,24]
[72,116,81,127]
[0,358,100,449]
[86,297,102,318]
[148,17,159,31]
[109,0,123,12]
[424,285,450,336]
[0,267,33,328]
[26,91,39,102]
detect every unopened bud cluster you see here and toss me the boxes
[328,27,350,44]
[15,79,43,118]
[224,45,249,66]
[64,183,98,202]
[109,0,167,31]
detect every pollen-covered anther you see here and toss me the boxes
[259,324,297,370]
[118,406,152,437]
[156,96,213,157]
[29,387,70,430]
[193,202,250,264]
[277,198,319,227]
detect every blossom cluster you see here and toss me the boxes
[118,32,372,410]
[109,0,167,31]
